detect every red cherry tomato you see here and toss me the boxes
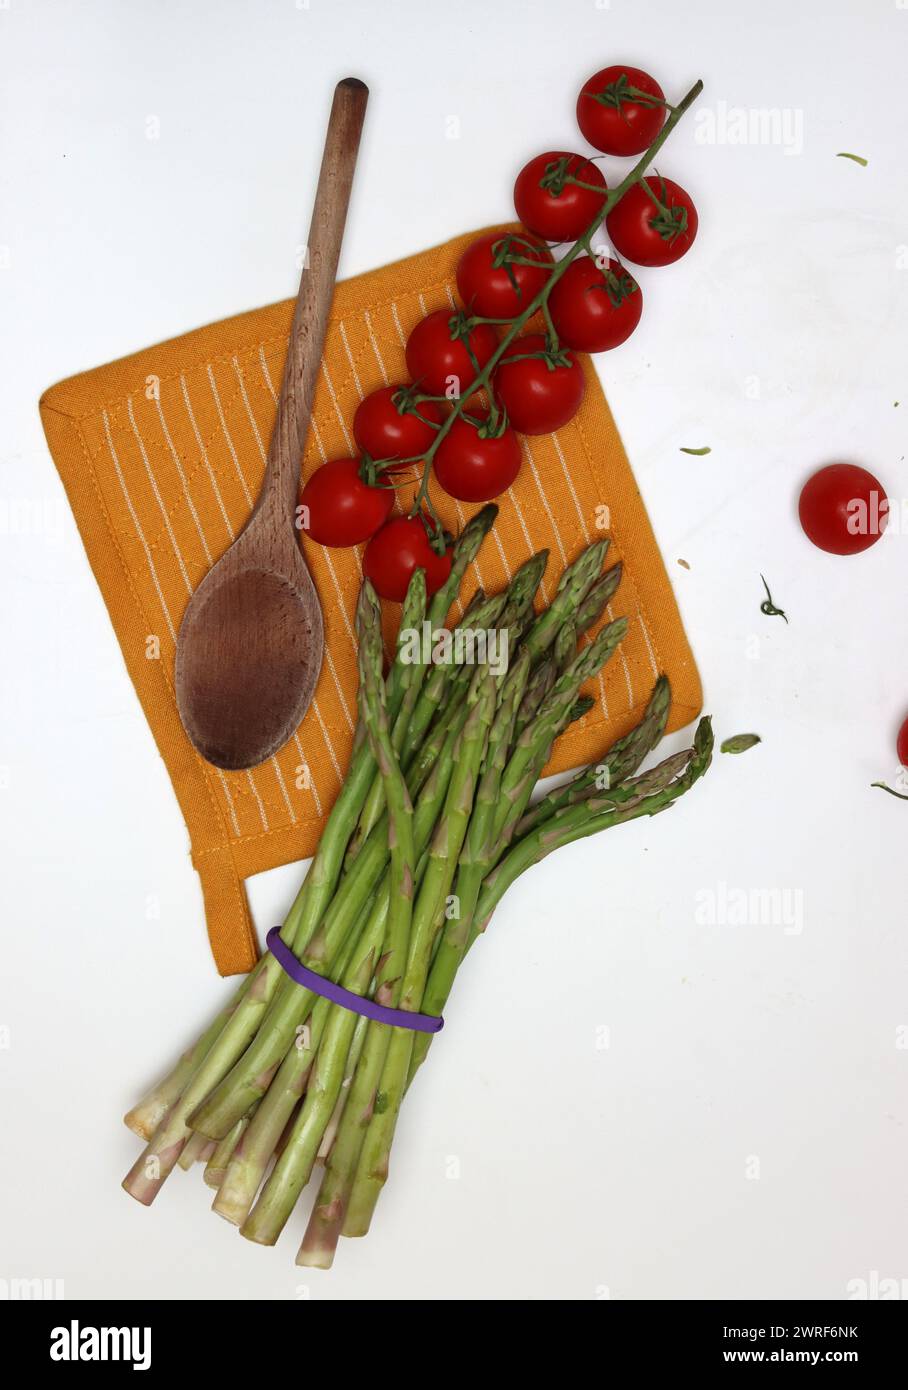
[548,256,642,353]
[434,415,522,503]
[363,515,453,602]
[300,458,393,548]
[514,152,607,243]
[576,65,666,156]
[405,310,499,398]
[897,716,908,767]
[353,386,442,462]
[493,333,585,435]
[798,463,889,555]
[606,176,698,267]
[456,231,553,319]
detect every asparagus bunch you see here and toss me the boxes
[123,508,713,1266]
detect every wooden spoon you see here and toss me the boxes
[175,78,368,770]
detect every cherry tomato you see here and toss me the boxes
[434,415,522,503]
[493,333,585,435]
[576,65,666,157]
[606,176,698,267]
[353,386,442,462]
[300,457,393,548]
[548,256,642,353]
[363,515,453,603]
[897,717,908,767]
[405,309,499,398]
[456,231,553,319]
[514,152,607,243]
[798,463,889,555]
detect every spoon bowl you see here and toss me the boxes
[175,526,323,770]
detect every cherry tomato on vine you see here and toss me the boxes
[434,414,522,503]
[493,333,585,435]
[606,176,698,267]
[514,152,607,243]
[576,65,667,157]
[405,309,499,398]
[300,457,393,548]
[548,256,642,353]
[363,514,453,602]
[897,717,908,767]
[353,386,442,462]
[798,463,888,556]
[456,231,553,320]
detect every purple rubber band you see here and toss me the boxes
[266,927,444,1035]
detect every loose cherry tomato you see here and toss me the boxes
[353,386,442,462]
[576,65,667,157]
[434,415,522,503]
[300,457,393,548]
[493,333,585,435]
[514,152,607,243]
[548,256,642,352]
[363,514,453,602]
[456,230,553,319]
[606,176,698,266]
[405,309,498,398]
[798,463,889,555]
[897,716,908,767]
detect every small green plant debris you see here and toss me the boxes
[680,446,711,456]
[720,733,761,755]
[760,575,788,623]
[836,152,868,166]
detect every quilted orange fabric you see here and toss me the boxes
[39,227,701,976]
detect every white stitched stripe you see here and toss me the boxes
[607,600,635,708]
[390,300,408,350]
[215,769,242,836]
[270,755,297,824]
[180,374,234,543]
[521,436,567,565]
[320,360,354,452]
[207,364,254,509]
[154,394,213,567]
[102,410,176,642]
[127,396,193,595]
[231,356,270,478]
[338,320,363,399]
[364,310,389,384]
[552,431,590,542]
[245,770,268,831]
[636,605,659,681]
[309,698,344,787]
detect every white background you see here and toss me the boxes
[2,0,907,1302]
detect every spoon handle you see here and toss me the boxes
[264,77,369,522]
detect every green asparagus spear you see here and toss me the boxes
[343,667,497,1238]
[516,675,672,837]
[522,541,608,662]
